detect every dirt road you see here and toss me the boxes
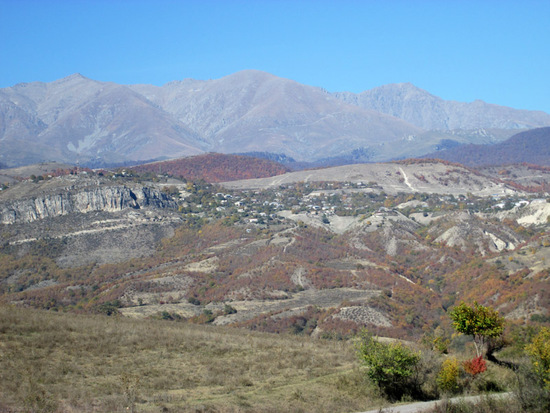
[358,392,512,413]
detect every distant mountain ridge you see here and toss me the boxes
[423,127,550,167]
[129,70,423,162]
[333,82,550,130]
[2,70,550,168]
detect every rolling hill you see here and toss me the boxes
[130,153,290,183]
[2,159,550,343]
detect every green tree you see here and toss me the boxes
[449,301,505,357]
[356,330,421,400]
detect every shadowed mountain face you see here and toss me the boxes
[422,127,550,167]
[2,70,550,168]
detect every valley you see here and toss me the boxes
[3,3,550,411]
[1,160,549,340]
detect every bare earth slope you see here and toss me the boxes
[222,161,518,196]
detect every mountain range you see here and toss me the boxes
[2,70,550,168]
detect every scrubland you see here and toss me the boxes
[0,305,382,413]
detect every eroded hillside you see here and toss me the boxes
[1,161,549,338]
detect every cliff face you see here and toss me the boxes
[0,177,177,224]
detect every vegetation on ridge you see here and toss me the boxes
[130,153,290,183]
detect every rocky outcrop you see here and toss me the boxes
[0,179,177,224]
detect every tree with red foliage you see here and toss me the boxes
[463,355,487,377]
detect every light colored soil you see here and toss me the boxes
[358,392,513,413]
[120,287,383,326]
[183,256,219,273]
[222,162,523,197]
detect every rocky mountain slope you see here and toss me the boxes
[0,74,206,167]
[129,70,425,162]
[333,83,550,131]
[2,71,550,168]
[1,160,549,338]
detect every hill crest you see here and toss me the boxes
[131,153,290,183]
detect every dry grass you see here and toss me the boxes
[0,305,382,412]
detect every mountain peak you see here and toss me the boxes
[62,73,91,81]
[50,73,96,87]
[3,70,550,168]
[221,69,278,83]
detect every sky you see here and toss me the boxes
[1,0,549,112]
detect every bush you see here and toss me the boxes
[223,304,237,315]
[188,296,201,305]
[525,327,550,390]
[463,355,487,377]
[356,330,422,401]
[437,357,461,394]
[96,300,122,316]
[514,361,550,413]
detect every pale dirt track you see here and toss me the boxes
[358,392,512,413]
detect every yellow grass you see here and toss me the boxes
[0,305,382,412]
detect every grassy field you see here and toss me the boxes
[0,305,382,412]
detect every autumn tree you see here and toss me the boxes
[449,301,505,357]
[525,327,550,390]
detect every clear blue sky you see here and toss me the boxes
[1,0,549,112]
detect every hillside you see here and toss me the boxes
[0,306,374,412]
[0,161,74,185]
[423,127,550,167]
[2,70,550,168]
[131,153,289,182]
[221,160,517,197]
[1,160,550,342]
[0,74,205,167]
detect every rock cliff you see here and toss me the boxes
[0,176,177,224]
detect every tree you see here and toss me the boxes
[356,330,421,400]
[449,301,505,357]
